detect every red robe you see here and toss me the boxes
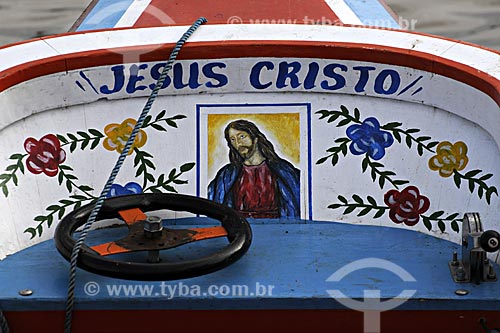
[233,161,279,218]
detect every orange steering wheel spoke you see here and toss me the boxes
[89,207,228,257]
[118,208,147,225]
[91,242,133,256]
[187,226,228,241]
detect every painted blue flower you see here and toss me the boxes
[107,182,142,198]
[346,117,394,160]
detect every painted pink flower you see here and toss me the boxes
[24,134,66,177]
[384,186,430,226]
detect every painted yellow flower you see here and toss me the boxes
[103,118,147,154]
[428,141,468,177]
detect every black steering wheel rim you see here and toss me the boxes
[55,193,252,281]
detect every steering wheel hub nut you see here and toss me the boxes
[143,216,163,239]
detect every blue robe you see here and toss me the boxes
[207,159,300,218]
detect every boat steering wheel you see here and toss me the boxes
[55,193,252,281]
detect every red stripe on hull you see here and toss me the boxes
[4,309,500,333]
[135,0,340,26]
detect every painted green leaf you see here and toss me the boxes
[180,163,195,172]
[162,185,176,193]
[392,130,401,143]
[343,206,356,214]
[151,124,167,132]
[166,119,178,128]
[88,129,103,137]
[2,185,8,197]
[146,173,155,183]
[464,169,482,178]
[338,195,348,204]
[36,226,43,237]
[56,134,68,143]
[445,213,460,220]
[331,154,339,167]
[80,139,89,150]
[378,176,385,189]
[77,131,90,139]
[453,172,461,188]
[423,217,432,231]
[354,108,360,121]
[47,215,54,228]
[362,157,368,173]
[79,185,94,192]
[357,207,371,217]
[24,228,36,239]
[480,174,493,181]
[326,114,338,123]
[406,128,420,134]
[438,220,446,233]
[337,119,351,127]
[90,139,100,149]
[156,109,166,121]
[429,211,444,219]
[142,115,152,127]
[352,194,363,204]
[382,122,402,130]
[405,135,412,148]
[427,141,439,149]
[468,180,475,193]
[316,157,328,165]
[417,136,431,142]
[373,209,385,219]
[315,110,329,119]
[417,144,423,156]
[67,133,77,141]
[334,137,349,144]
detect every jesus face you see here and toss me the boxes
[228,128,257,160]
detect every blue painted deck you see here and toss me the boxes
[1,220,499,312]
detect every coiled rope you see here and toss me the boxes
[63,17,207,333]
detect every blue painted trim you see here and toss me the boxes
[76,0,135,32]
[195,103,312,220]
[344,0,400,28]
[196,104,201,198]
[1,221,499,311]
[306,103,313,220]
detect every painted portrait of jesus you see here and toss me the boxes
[207,119,300,219]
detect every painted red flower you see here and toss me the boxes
[384,186,430,226]
[24,134,66,177]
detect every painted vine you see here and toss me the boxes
[316,105,498,233]
[0,109,195,238]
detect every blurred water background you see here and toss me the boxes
[0,0,498,50]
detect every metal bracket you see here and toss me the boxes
[449,213,499,284]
